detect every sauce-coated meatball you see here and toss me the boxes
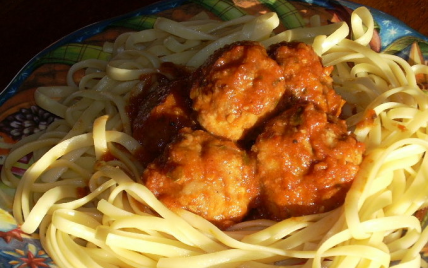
[252,103,364,221]
[268,42,344,116]
[131,76,197,166]
[143,128,259,229]
[190,41,286,141]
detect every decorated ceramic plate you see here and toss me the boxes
[1,0,428,267]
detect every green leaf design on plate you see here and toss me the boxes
[259,0,305,29]
[189,0,247,20]
[383,36,428,57]
[108,15,157,30]
[374,20,380,32]
[36,44,111,67]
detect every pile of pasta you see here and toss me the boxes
[2,5,428,268]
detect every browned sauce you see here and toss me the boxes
[128,41,365,229]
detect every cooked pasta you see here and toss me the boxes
[2,5,428,268]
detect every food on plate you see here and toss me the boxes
[135,39,364,227]
[1,4,428,268]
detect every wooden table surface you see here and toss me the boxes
[1,0,427,92]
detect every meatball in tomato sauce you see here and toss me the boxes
[268,42,344,116]
[252,103,364,221]
[130,74,198,167]
[190,41,287,141]
[143,128,259,229]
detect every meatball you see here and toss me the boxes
[143,128,259,229]
[131,76,198,166]
[190,41,287,141]
[128,62,192,120]
[252,103,364,221]
[268,42,344,116]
